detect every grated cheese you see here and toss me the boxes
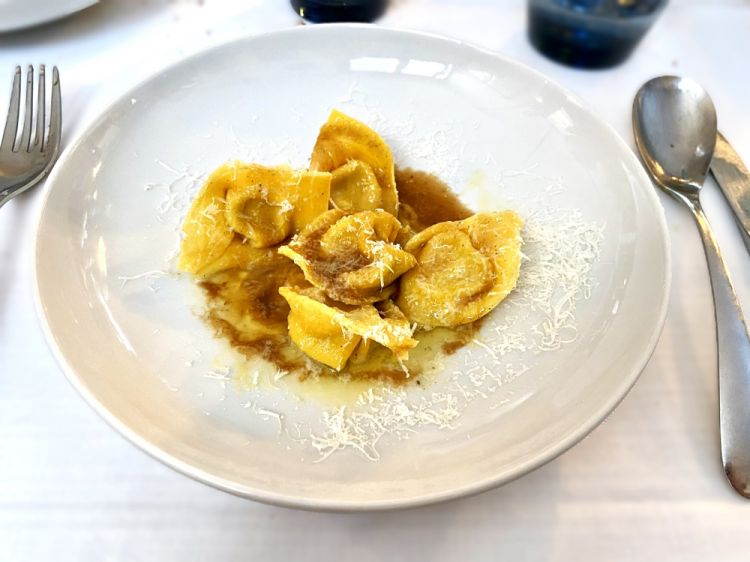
[301,206,603,461]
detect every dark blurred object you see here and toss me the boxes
[291,0,387,23]
[528,0,667,69]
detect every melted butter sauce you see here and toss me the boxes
[199,167,481,402]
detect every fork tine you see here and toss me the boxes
[19,65,34,151]
[1,66,21,151]
[35,65,45,148]
[45,66,61,153]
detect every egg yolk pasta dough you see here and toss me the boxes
[397,211,523,328]
[178,110,523,382]
[310,109,399,215]
[179,162,330,275]
[279,209,416,305]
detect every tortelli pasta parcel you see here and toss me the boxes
[178,110,523,386]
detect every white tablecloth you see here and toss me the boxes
[2,1,750,560]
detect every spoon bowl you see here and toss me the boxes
[633,75,717,195]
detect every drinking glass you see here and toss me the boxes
[290,0,387,23]
[528,0,668,69]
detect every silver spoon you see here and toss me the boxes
[633,75,750,498]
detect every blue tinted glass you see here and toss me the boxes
[528,0,666,68]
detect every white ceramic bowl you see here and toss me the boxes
[35,25,669,511]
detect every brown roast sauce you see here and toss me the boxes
[198,166,481,387]
[441,318,485,355]
[205,314,301,373]
[395,167,473,228]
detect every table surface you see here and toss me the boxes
[2,0,749,560]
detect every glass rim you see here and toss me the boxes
[527,0,669,22]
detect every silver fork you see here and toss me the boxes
[0,65,61,209]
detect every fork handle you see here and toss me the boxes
[0,187,12,208]
[0,172,41,208]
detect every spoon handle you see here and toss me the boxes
[689,198,750,497]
